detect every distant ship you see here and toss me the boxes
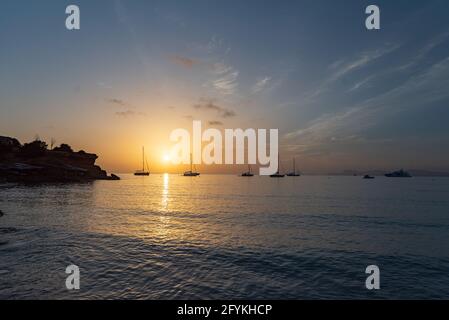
[184,153,200,176]
[134,147,150,176]
[270,154,285,178]
[385,169,412,178]
[286,158,301,177]
[363,175,375,179]
[241,165,254,177]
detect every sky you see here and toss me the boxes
[1,0,449,174]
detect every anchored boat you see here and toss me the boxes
[134,147,150,176]
[241,165,254,177]
[286,157,301,177]
[184,153,200,176]
[385,169,412,178]
[270,154,285,178]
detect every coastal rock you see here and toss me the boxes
[0,136,120,183]
[110,174,120,180]
[0,136,21,151]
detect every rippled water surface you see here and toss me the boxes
[1,175,449,299]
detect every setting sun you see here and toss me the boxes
[162,154,171,163]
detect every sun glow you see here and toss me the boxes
[162,154,171,163]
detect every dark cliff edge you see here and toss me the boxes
[0,136,120,183]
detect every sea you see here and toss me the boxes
[1,174,449,299]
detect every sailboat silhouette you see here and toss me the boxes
[287,157,301,177]
[183,153,200,176]
[270,154,285,178]
[134,147,150,176]
[241,165,254,177]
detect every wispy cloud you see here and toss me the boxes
[252,76,272,93]
[285,54,449,152]
[193,99,236,118]
[397,31,449,71]
[115,110,135,117]
[189,36,237,95]
[329,45,400,79]
[188,35,230,56]
[169,55,200,68]
[106,98,127,107]
[346,33,449,94]
[207,35,225,54]
[208,120,224,126]
[115,110,146,117]
[285,107,362,142]
[347,75,375,92]
[309,44,401,99]
[211,62,239,95]
[106,96,145,118]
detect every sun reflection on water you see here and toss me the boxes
[161,173,169,211]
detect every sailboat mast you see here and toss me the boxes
[190,153,193,172]
[142,147,145,172]
[293,158,295,173]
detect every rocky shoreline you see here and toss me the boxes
[0,136,120,183]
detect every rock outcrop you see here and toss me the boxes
[0,136,120,183]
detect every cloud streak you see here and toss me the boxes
[115,110,135,117]
[169,55,200,68]
[106,98,127,107]
[193,99,236,118]
[211,62,239,95]
[208,120,224,126]
[115,110,146,117]
[308,44,402,99]
[252,76,272,93]
[285,54,449,152]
